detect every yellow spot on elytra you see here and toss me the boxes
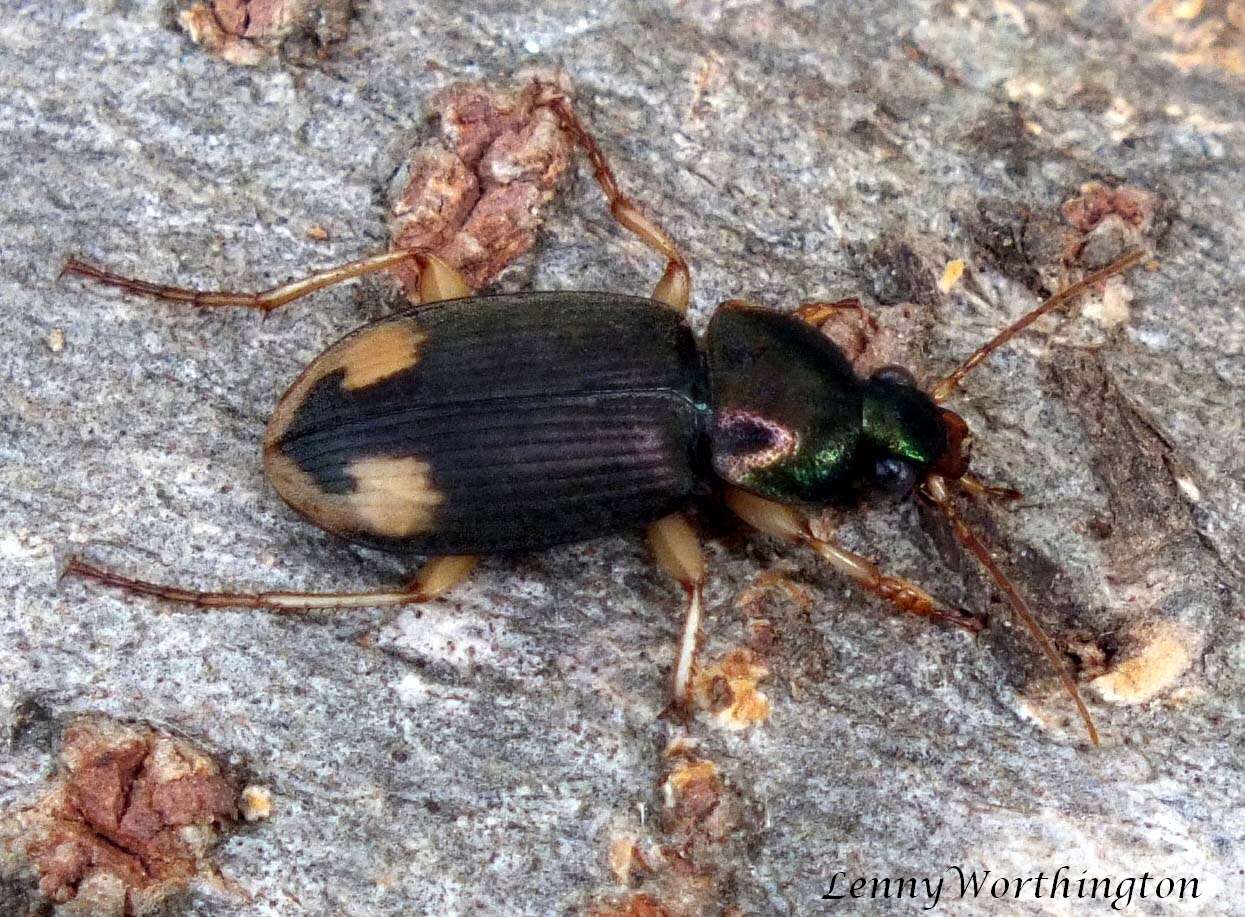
[938,259,966,293]
[264,451,442,540]
[342,456,442,537]
[1091,624,1194,704]
[340,322,425,390]
[263,316,427,450]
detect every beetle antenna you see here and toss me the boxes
[932,250,1146,403]
[922,476,1100,746]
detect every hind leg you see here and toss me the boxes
[62,247,473,312]
[64,554,479,613]
[61,250,420,312]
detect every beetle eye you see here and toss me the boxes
[870,365,917,388]
[873,455,918,495]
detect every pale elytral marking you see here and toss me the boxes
[339,322,426,390]
[265,451,442,540]
[264,317,427,449]
[348,456,442,537]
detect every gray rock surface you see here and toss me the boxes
[1,1,1242,914]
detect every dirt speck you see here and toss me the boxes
[1140,0,1245,76]
[178,0,354,67]
[863,240,938,306]
[587,738,760,916]
[1091,623,1195,703]
[691,648,771,730]
[239,785,272,822]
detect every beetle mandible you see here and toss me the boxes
[63,90,1143,744]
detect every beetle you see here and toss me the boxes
[62,91,1142,744]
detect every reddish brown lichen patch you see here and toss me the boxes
[1140,0,1245,76]
[796,297,903,375]
[1061,180,1164,270]
[1062,182,1162,237]
[589,891,679,917]
[0,717,241,914]
[179,0,354,67]
[691,648,771,730]
[387,74,575,294]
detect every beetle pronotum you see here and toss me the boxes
[62,88,1143,745]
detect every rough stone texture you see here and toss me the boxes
[1,1,1241,915]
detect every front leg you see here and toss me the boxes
[723,487,984,634]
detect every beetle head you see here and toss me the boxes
[858,367,969,498]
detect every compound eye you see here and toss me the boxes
[873,455,918,495]
[870,365,918,388]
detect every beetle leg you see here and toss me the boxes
[646,514,707,713]
[545,96,691,313]
[414,252,472,303]
[723,487,985,634]
[61,250,417,312]
[793,297,869,327]
[959,473,1023,503]
[63,555,478,612]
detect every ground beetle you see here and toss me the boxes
[63,91,1143,744]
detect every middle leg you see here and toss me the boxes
[545,94,691,312]
[647,513,707,713]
